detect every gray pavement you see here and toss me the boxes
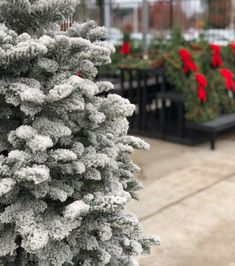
[128,136,235,266]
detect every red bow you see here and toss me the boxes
[75,71,82,77]
[120,41,131,55]
[194,73,207,102]
[178,48,198,74]
[210,44,222,68]
[230,43,235,54]
[220,68,235,91]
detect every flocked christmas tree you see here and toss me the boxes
[0,0,159,265]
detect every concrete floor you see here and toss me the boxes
[128,135,235,266]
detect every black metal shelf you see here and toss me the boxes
[114,67,235,150]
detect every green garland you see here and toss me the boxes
[99,27,235,123]
[164,42,235,122]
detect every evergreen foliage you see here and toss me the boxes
[164,29,235,122]
[0,1,159,265]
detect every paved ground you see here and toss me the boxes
[128,135,235,266]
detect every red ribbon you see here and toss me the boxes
[230,43,235,54]
[210,44,222,68]
[178,48,198,74]
[220,68,235,91]
[120,41,131,55]
[75,71,82,77]
[194,73,207,102]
